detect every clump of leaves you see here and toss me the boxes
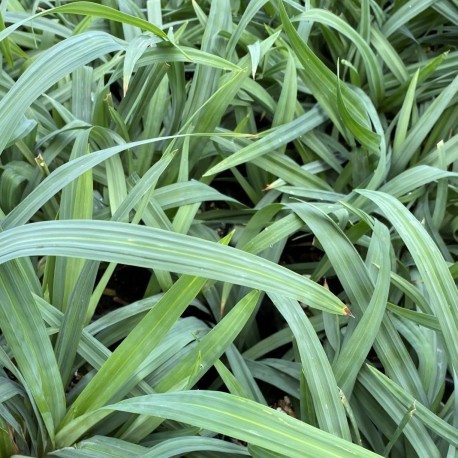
[0,1,457,457]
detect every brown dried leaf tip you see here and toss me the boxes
[344,306,354,318]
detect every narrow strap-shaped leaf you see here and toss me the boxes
[390,73,458,176]
[269,293,352,440]
[104,391,381,458]
[54,261,99,387]
[361,365,458,448]
[289,202,428,403]
[277,0,375,148]
[381,0,437,38]
[225,0,270,56]
[359,366,453,456]
[52,130,93,311]
[0,2,167,42]
[62,273,210,424]
[0,220,350,316]
[0,31,124,154]
[121,290,261,443]
[139,436,249,457]
[357,190,458,374]
[52,436,145,457]
[204,106,328,176]
[0,135,206,230]
[0,262,65,442]
[294,8,383,102]
[332,221,391,395]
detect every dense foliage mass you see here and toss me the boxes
[0,1,457,457]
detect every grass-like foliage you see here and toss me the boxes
[0,1,457,456]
